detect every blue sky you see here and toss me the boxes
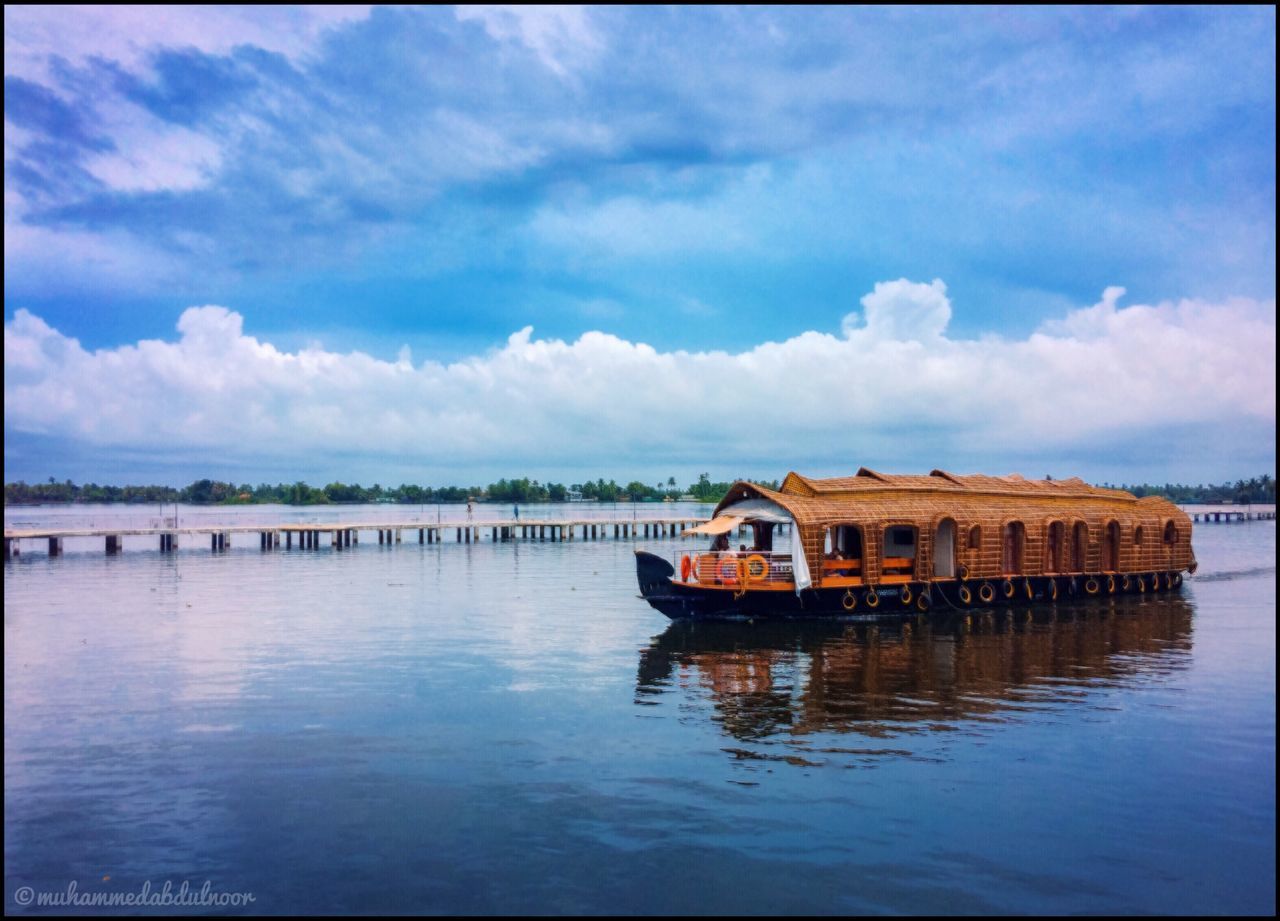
[4,6,1276,486]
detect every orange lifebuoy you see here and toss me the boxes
[744,554,769,582]
[681,555,692,582]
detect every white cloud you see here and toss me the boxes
[4,282,1275,478]
[82,106,224,194]
[454,5,603,77]
[3,6,372,83]
[843,278,952,341]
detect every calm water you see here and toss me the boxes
[4,507,1275,914]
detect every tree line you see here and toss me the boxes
[4,473,751,506]
[1098,475,1274,505]
[8,474,1269,507]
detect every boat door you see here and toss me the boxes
[1102,520,1121,572]
[933,518,956,578]
[1002,521,1025,575]
[1045,521,1065,574]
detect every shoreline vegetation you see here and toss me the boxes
[3,475,1274,508]
[3,474,752,507]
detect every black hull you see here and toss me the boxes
[634,550,1186,621]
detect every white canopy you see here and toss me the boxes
[715,498,792,524]
[684,515,744,536]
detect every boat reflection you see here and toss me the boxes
[636,596,1194,744]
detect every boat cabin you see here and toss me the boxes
[676,468,1195,593]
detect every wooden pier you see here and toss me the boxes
[2,516,736,559]
[1187,509,1275,523]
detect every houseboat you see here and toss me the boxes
[636,469,1196,619]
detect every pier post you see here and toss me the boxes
[286,532,293,549]
[49,537,63,556]
[419,528,425,544]
[396,529,402,543]
[333,530,341,550]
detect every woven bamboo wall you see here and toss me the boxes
[716,471,1195,587]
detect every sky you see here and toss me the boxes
[4,5,1276,488]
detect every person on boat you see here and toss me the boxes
[711,533,730,552]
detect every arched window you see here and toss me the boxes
[1045,520,1065,573]
[821,525,865,581]
[1002,521,1025,575]
[1071,522,1089,572]
[968,524,982,551]
[881,525,918,578]
[1163,521,1178,545]
[824,524,864,560]
[1134,525,1145,546]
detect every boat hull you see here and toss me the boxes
[634,550,1185,620]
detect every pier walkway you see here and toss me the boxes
[4,516,724,558]
[1187,509,1275,523]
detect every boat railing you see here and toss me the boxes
[674,550,795,586]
